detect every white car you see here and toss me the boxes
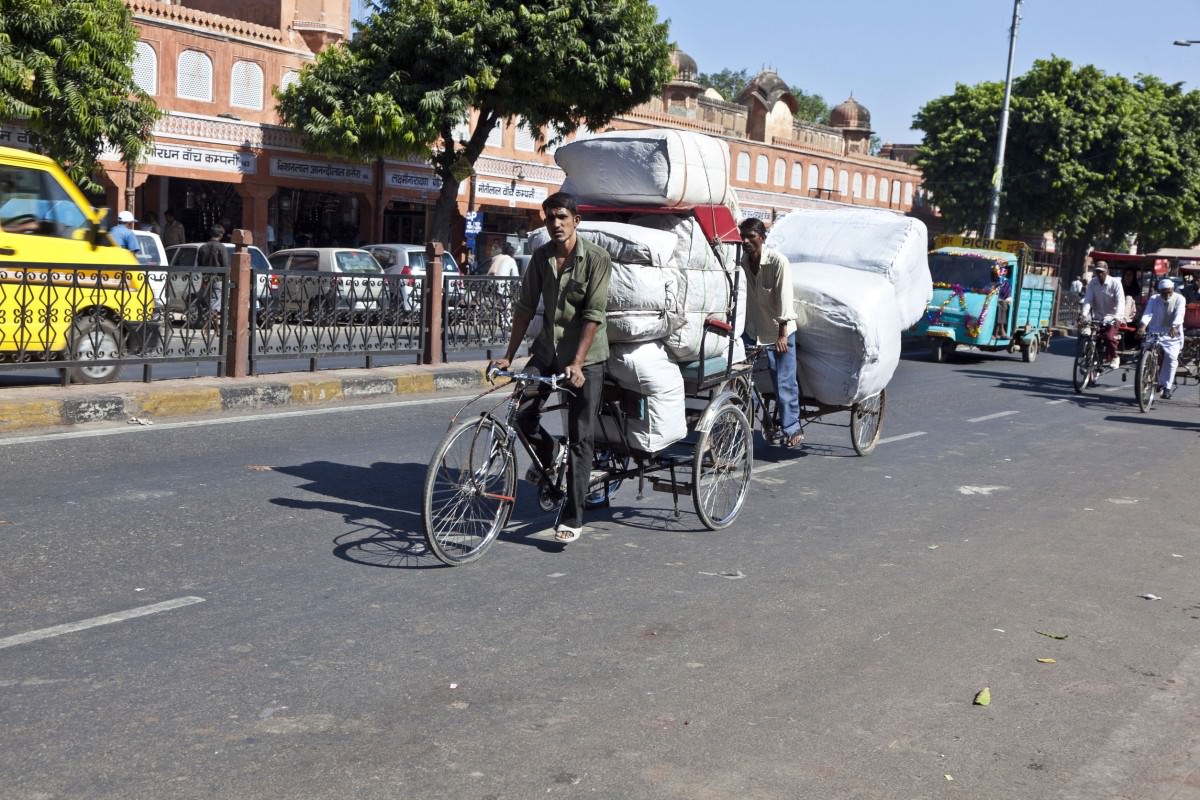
[363,243,465,310]
[132,230,168,308]
[165,242,275,317]
[267,247,385,319]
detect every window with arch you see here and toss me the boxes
[838,170,849,195]
[177,49,213,102]
[791,162,803,190]
[904,182,914,207]
[755,154,769,184]
[280,70,300,94]
[879,178,890,203]
[485,118,505,148]
[808,164,819,191]
[852,173,863,198]
[866,174,877,200]
[513,117,537,152]
[736,152,751,182]
[823,166,834,189]
[230,61,264,110]
[133,42,157,95]
[773,158,786,187]
[891,180,901,205]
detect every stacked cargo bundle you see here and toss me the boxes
[529,128,742,453]
[767,208,932,406]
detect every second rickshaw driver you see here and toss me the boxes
[490,192,612,544]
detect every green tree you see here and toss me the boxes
[788,86,830,126]
[0,0,160,191]
[696,68,752,102]
[277,0,674,243]
[914,57,1200,271]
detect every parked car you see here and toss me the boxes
[267,247,385,320]
[164,242,275,320]
[133,230,168,307]
[363,243,464,310]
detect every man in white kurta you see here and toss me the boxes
[1137,278,1187,398]
[1080,261,1126,370]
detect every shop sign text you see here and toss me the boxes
[270,157,372,185]
[386,170,442,191]
[149,143,256,174]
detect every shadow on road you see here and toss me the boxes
[956,366,1141,409]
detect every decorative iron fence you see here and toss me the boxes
[443,275,522,356]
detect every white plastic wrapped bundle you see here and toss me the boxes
[556,129,732,207]
[768,208,933,328]
[606,340,688,452]
[664,269,736,362]
[605,263,680,343]
[528,221,679,267]
[792,263,902,406]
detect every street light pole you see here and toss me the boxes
[984,0,1023,240]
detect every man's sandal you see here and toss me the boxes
[555,524,583,543]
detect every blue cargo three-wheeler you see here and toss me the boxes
[907,235,1059,363]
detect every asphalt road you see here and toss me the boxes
[2,337,1199,800]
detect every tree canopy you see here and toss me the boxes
[695,67,830,125]
[277,0,674,242]
[0,0,159,191]
[914,56,1200,263]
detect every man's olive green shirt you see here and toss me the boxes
[514,235,611,367]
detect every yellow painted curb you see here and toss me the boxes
[0,400,62,433]
[136,388,223,418]
[395,373,436,394]
[290,380,344,405]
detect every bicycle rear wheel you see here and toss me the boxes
[850,389,886,456]
[1135,346,1159,412]
[693,402,753,530]
[422,417,515,565]
[1072,336,1096,393]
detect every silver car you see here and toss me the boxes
[267,247,385,319]
[363,243,464,310]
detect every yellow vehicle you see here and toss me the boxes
[0,145,156,382]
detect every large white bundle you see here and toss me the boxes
[605,263,680,343]
[556,129,732,207]
[606,341,688,452]
[768,208,932,328]
[792,263,902,406]
[528,220,679,267]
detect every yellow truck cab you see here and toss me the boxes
[0,145,155,382]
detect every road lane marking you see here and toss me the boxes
[968,410,1020,422]
[0,395,477,447]
[877,431,927,445]
[0,596,206,650]
[1046,398,1070,405]
[1103,385,1124,393]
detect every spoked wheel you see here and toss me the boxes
[1135,346,1160,413]
[692,402,753,530]
[850,389,886,456]
[422,417,515,565]
[1072,336,1096,393]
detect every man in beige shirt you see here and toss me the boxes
[739,217,802,449]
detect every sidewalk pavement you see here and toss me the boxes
[0,361,492,434]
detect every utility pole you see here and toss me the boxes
[985,0,1023,240]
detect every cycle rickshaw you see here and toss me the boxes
[421,206,754,565]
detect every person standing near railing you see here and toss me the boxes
[109,210,141,254]
[1137,278,1186,399]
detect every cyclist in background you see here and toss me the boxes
[1080,261,1125,370]
[1137,278,1186,399]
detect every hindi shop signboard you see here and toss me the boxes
[148,143,256,174]
[270,157,373,185]
[385,170,442,192]
[0,125,37,151]
[471,179,548,207]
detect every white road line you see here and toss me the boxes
[1046,398,1070,405]
[0,596,206,650]
[753,461,793,475]
[1103,385,1124,393]
[877,431,927,445]
[968,410,1020,423]
[0,394,477,447]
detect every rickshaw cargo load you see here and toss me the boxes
[555,129,732,207]
[604,262,681,343]
[630,213,734,273]
[792,263,902,406]
[527,220,680,267]
[768,208,933,328]
[606,340,689,453]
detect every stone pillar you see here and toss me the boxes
[235,184,276,253]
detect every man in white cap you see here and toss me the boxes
[1080,260,1125,370]
[1137,278,1187,399]
[110,210,141,254]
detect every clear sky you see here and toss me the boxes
[651,0,1200,144]
[349,0,1200,146]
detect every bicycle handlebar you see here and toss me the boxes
[487,366,569,391]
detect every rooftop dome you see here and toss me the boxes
[831,95,871,130]
[670,48,698,83]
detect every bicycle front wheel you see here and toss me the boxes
[1135,346,1159,413]
[422,417,516,565]
[850,389,886,456]
[693,402,753,530]
[1072,336,1095,393]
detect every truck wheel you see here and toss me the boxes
[64,317,121,384]
[1021,337,1039,363]
[931,340,954,363]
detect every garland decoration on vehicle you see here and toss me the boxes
[925,263,1010,339]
